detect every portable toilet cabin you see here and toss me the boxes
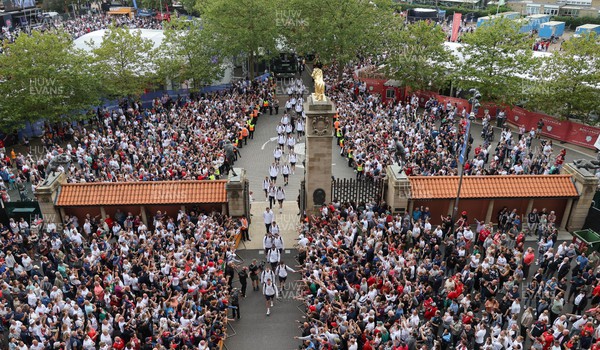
[499,11,520,20]
[515,19,532,33]
[477,16,491,27]
[575,24,600,37]
[539,21,565,39]
[526,14,550,30]
[438,10,446,21]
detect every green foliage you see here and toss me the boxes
[392,2,513,19]
[385,20,452,92]
[89,25,155,98]
[553,16,600,29]
[198,0,279,78]
[526,33,600,122]
[284,0,394,77]
[156,18,224,90]
[42,0,76,13]
[455,17,535,106]
[0,31,100,132]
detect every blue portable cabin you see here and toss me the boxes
[575,24,600,37]
[498,11,520,20]
[438,10,446,21]
[477,15,493,27]
[515,19,532,34]
[525,14,550,30]
[539,21,565,39]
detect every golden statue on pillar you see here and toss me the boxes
[311,63,326,101]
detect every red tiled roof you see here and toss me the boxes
[409,175,578,199]
[56,180,228,206]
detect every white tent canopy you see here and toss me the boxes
[73,29,232,86]
[73,29,165,52]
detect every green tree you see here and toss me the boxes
[156,18,224,90]
[385,20,452,92]
[455,18,535,105]
[198,0,279,79]
[0,31,100,132]
[90,25,155,98]
[527,33,600,122]
[284,0,393,78]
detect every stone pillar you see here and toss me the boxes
[560,198,573,231]
[386,165,411,215]
[226,168,247,217]
[140,206,148,226]
[526,199,534,217]
[304,95,336,216]
[34,172,66,226]
[562,163,599,231]
[485,200,495,224]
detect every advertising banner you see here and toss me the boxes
[451,13,462,42]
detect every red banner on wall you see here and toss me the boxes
[451,13,462,42]
[569,122,600,148]
[536,113,570,141]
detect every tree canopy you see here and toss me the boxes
[455,18,535,106]
[385,20,452,92]
[284,0,393,77]
[156,18,225,91]
[0,31,100,132]
[198,0,279,78]
[90,25,155,98]
[526,33,600,122]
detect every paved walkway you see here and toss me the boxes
[227,71,315,350]
[225,249,304,350]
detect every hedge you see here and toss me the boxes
[552,16,600,29]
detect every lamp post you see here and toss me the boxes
[452,110,477,225]
[452,89,481,222]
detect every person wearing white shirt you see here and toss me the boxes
[296,119,304,138]
[266,247,280,270]
[262,278,279,316]
[263,177,271,200]
[273,147,283,164]
[263,233,274,255]
[269,163,279,183]
[275,261,295,290]
[475,323,487,349]
[263,207,274,234]
[273,233,284,252]
[276,187,285,213]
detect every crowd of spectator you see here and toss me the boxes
[0,205,246,350]
[294,198,600,350]
[1,14,163,48]
[323,63,566,179]
[0,77,279,349]
[0,77,282,190]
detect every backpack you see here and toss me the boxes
[231,290,239,304]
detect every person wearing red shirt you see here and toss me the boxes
[592,283,600,305]
[541,330,554,350]
[113,336,125,350]
[104,215,114,229]
[523,247,536,280]
[478,226,491,244]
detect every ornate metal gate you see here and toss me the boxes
[331,178,385,204]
